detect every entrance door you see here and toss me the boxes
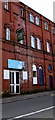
[10,71,20,94]
[49,76,53,89]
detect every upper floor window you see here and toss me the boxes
[44,21,48,30]
[36,16,40,26]
[17,29,23,44]
[20,8,24,18]
[6,27,10,40]
[37,38,41,50]
[53,26,55,34]
[31,36,35,48]
[30,13,34,23]
[46,42,50,53]
[4,0,8,10]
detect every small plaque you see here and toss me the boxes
[4,70,10,79]
[23,71,28,80]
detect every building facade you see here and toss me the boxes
[0,1,55,94]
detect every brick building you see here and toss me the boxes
[0,1,55,94]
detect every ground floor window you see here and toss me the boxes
[32,65,44,85]
[32,64,38,84]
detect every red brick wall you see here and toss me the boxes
[1,2,55,93]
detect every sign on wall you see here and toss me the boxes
[23,71,28,80]
[17,29,23,41]
[8,59,25,70]
[4,70,10,79]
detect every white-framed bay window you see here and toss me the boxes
[6,27,10,40]
[31,35,35,48]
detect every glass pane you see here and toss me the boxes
[30,13,34,23]
[16,86,19,93]
[10,72,14,84]
[16,72,19,84]
[33,77,37,84]
[31,36,35,48]
[37,38,41,50]
[10,86,14,93]
[20,8,24,17]
[48,65,52,71]
[33,71,36,77]
[39,69,44,84]
[36,17,39,25]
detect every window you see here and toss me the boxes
[6,27,10,40]
[39,66,44,84]
[32,64,38,84]
[44,21,48,30]
[20,8,24,18]
[37,38,41,50]
[36,16,40,26]
[4,0,8,10]
[48,65,52,71]
[30,13,34,23]
[53,27,55,34]
[31,36,35,48]
[46,42,50,53]
[17,29,23,44]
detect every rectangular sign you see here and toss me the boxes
[8,59,25,69]
[23,71,28,80]
[17,29,23,41]
[4,70,10,79]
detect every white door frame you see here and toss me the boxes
[10,71,20,94]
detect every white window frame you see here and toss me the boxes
[36,16,40,26]
[30,13,34,23]
[31,36,35,48]
[4,0,8,10]
[32,65,38,85]
[6,27,10,40]
[46,42,50,53]
[44,22,48,30]
[37,38,41,50]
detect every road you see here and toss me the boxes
[2,91,55,120]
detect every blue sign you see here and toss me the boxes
[8,59,25,69]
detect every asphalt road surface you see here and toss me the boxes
[2,91,55,120]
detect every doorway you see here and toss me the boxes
[49,76,53,89]
[10,71,20,94]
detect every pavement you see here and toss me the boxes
[1,90,55,104]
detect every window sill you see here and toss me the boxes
[48,70,52,73]
[53,33,55,35]
[44,28,50,32]
[32,84,46,86]
[4,8,11,12]
[20,16,26,20]
[29,21,41,28]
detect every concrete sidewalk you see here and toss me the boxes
[1,90,54,104]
